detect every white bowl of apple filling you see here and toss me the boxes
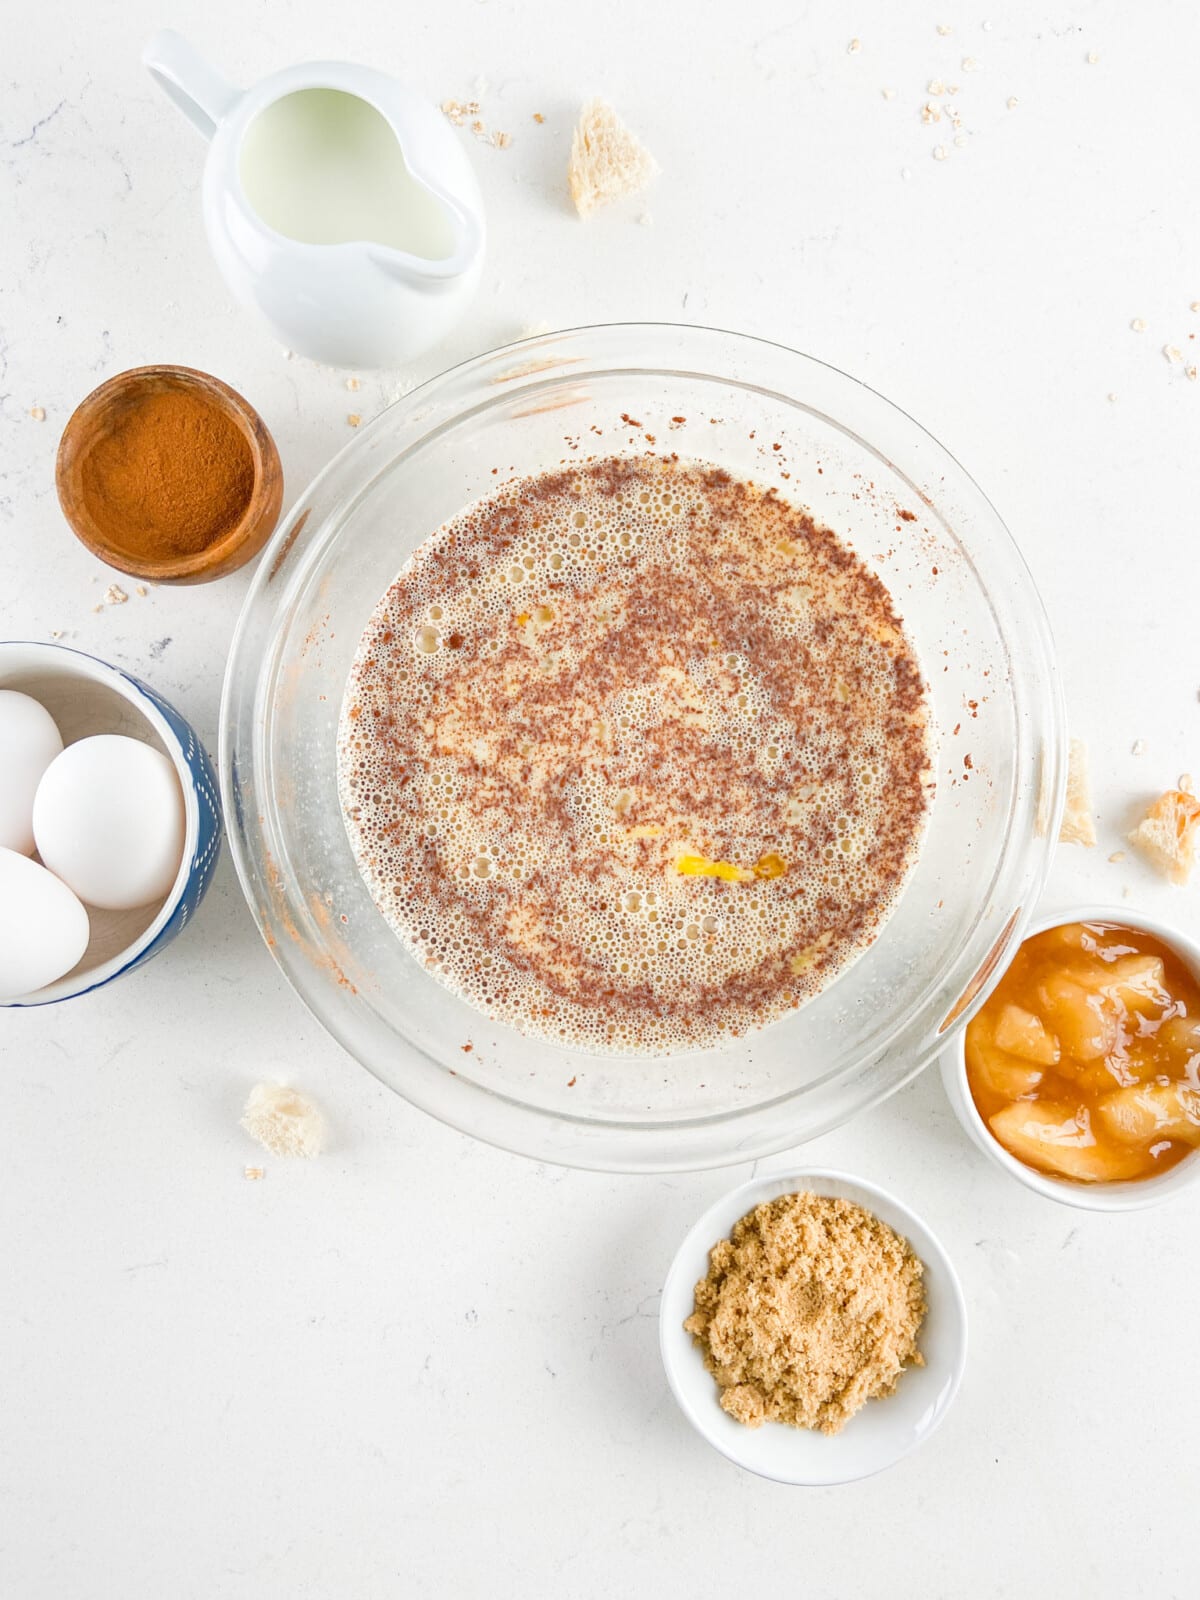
[941,907,1200,1210]
[222,323,1066,1172]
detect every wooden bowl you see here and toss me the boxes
[56,365,283,585]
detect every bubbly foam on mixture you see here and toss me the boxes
[338,455,933,1054]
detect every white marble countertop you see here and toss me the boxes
[3,2,1198,1594]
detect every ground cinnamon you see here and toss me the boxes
[79,387,255,562]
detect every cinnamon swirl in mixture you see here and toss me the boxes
[338,456,932,1053]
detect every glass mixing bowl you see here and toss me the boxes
[221,323,1066,1172]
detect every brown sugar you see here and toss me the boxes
[684,1192,926,1435]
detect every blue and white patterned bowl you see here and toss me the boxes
[0,641,222,1005]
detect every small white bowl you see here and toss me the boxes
[940,904,1200,1212]
[660,1168,967,1485]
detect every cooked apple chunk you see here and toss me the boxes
[1036,975,1115,1061]
[1097,1083,1200,1147]
[993,1003,1060,1065]
[1101,954,1171,1016]
[965,1019,1044,1098]
[988,1102,1145,1182]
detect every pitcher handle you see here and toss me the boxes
[142,29,240,141]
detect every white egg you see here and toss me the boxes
[33,735,186,911]
[0,689,63,855]
[0,845,91,1001]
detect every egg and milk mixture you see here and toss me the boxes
[338,455,933,1052]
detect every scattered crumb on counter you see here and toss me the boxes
[347,413,362,428]
[346,376,361,392]
[1128,785,1200,886]
[240,1083,325,1158]
[244,1166,265,1181]
[1132,738,1147,755]
[30,405,45,421]
[847,38,861,55]
[567,98,658,218]
[1108,850,1126,864]
[1164,345,1183,364]
[1007,96,1019,109]
[441,98,480,127]
[1131,318,1146,332]
[532,111,545,123]
[1060,737,1097,847]
[104,585,128,606]
[684,1192,925,1436]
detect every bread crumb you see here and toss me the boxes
[847,38,861,54]
[1108,851,1126,863]
[104,585,128,606]
[240,1083,325,1158]
[1007,96,1019,109]
[346,376,361,392]
[135,583,148,597]
[347,413,362,428]
[30,405,45,421]
[1087,50,1100,64]
[932,144,948,161]
[490,130,513,150]
[1060,737,1097,847]
[567,98,658,218]
[1164,345,1183,364]
[1131,318,1146,332]
[532,111,545,124]
[1128,788,1200,886]
[684,1192,925,1435]
[882,87,897,100]
[243,1165,265,1181]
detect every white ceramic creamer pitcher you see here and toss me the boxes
[143,30,485,368]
